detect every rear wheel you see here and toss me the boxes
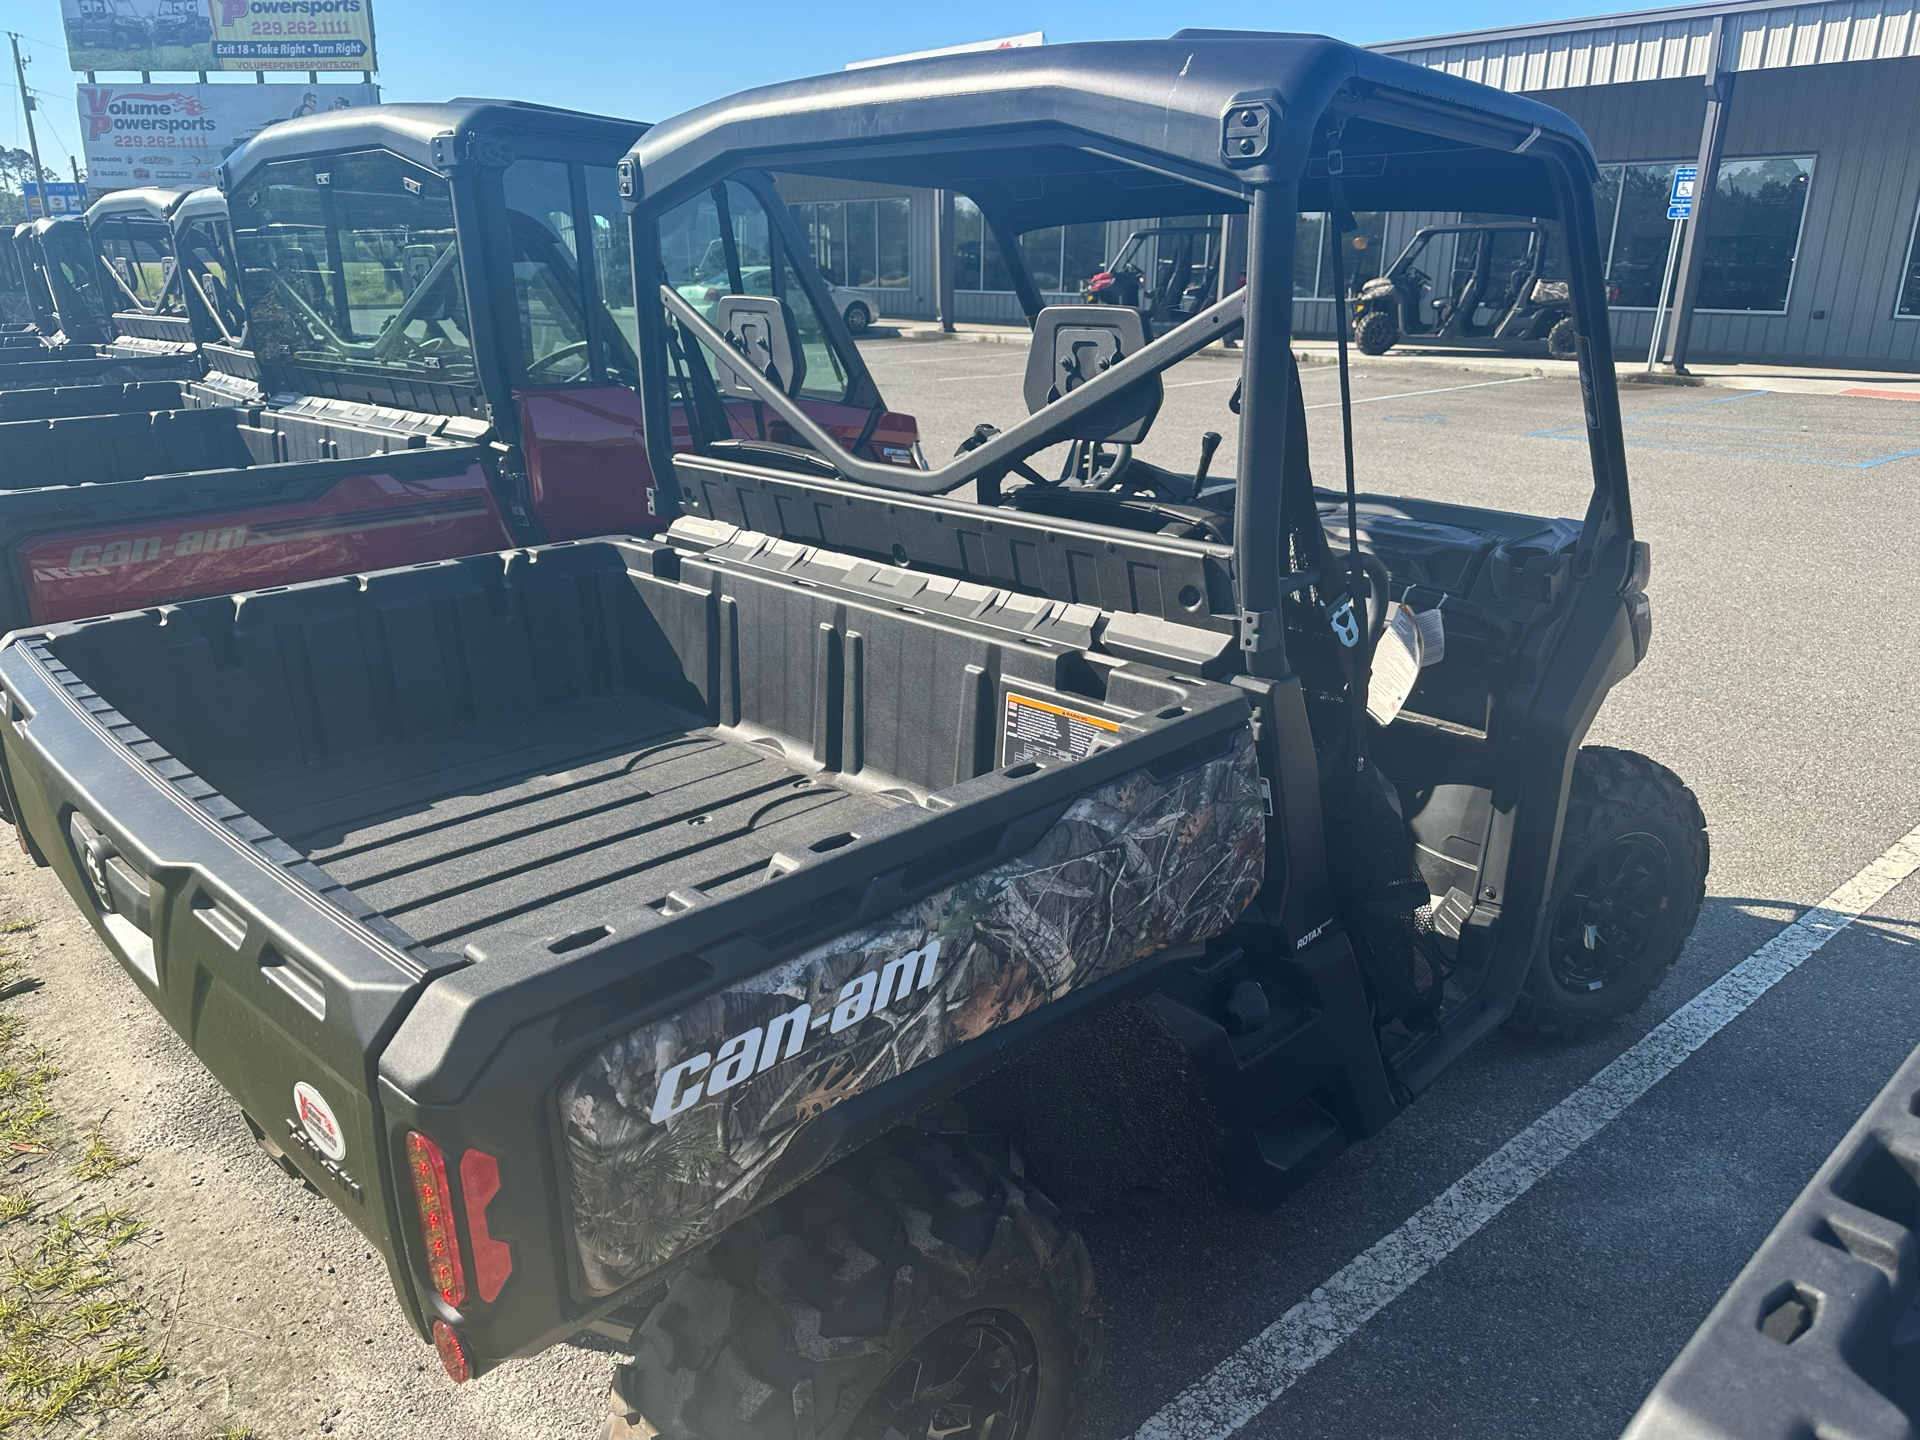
[843,301,872,335]
[1354,309,1398,356]
[1546,315,1579,361]
[1507,746,1708,1041]
[605,1134,1101,1440]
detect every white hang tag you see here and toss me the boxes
[1366,602,1424,726]
[1413,606,1445,666]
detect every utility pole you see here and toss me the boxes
[8,33,48,212]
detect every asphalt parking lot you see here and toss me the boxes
[3,337,1918,1437]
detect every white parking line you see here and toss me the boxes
[1135,819,1920,1440]
[1304,375,1539,411]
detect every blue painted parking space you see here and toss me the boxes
[1531,389,1920,468]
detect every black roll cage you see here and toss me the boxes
[625,80,1634,685]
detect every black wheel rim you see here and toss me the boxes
[1547,830,1672,993]
[850,1309,1039,1440]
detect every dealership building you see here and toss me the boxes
[786,0,1920,370]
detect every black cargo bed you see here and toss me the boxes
[247,695,895,957]
[34,536,1251,977]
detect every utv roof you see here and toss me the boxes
[172,187,229,227]
[222,98,650,193]
[624,31,1596,230]
[85,187,192,225]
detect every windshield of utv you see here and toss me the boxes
[231,149,479,391]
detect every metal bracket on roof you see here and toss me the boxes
[429,132,514,172]
[1223,101,1273,165]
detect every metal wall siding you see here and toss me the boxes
[1550,58,1920,364]
[1691,60,1920,363]
[1393,19,1719,89]
[1389,0,1920,91]
[1533,77,1700,163]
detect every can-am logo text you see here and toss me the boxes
[649,940,941,1123]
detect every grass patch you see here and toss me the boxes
[69,1128,134,1185]
[0,950,165,1432]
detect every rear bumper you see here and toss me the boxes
[1624,1038,1920,1439]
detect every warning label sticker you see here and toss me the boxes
[1002,692,1122,767]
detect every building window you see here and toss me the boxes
[1899,196,1920,319]
[788,199,910,288]
[1696,157,1813,313]
[950,197,1104,294]
[1293,212,1386,298]
[1594,156,1813,313]
[1594,162,1683,308]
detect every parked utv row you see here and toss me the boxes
[0,32,1719,1440]
[0,101,918,642]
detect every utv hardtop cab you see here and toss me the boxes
[0,230,36,334]
[0,35,1701,1440]
[0,98,917,648]
[0,202,210,389]
[1354,218,1576,358]
[0,191,242,428]
[86,187,209,356]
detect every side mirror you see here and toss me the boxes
[712,294,805,399]
[1022,305,1162,444]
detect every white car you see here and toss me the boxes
[676,260,877,335]
[830,286,874,334]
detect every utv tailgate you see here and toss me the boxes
[0,528,1264,1358]
[0,634,440,1324]
[0,400,506,633]
[1624,1036,1920,1439]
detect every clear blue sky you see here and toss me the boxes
[6,0,1637,159]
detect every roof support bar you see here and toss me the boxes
[1233,180,1298,680]
[982,204,1046,324]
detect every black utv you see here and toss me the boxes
[1352,219,1578,358]
[0,31,1706,1440]
[1084,224,1221,331]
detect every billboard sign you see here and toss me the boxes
[210,0,376,72]
[847,31,1044,69]
[77,81,378,192]
[24,182,90,218]
[60,0,376,74]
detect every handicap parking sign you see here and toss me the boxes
[1667,165,1698,221]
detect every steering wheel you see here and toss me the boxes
[527,341,591,382]
[1402,266,1431,294]
[1086,442,1134,492]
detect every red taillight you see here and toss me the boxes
[458,1148,512,1303]
[432,1319,471,1384]
[406,1131,467,1308]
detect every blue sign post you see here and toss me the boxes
[1647,165,1699,369]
